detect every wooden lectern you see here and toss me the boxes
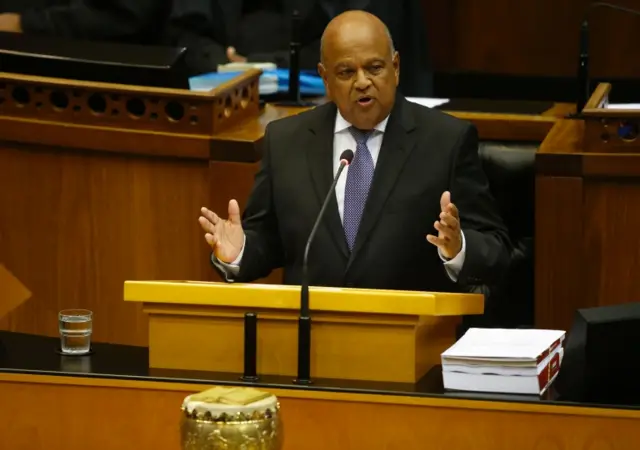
[124,281,483,383]
[536,83,640,331]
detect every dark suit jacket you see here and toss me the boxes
[168,0,330,74]
[17,0,169,44]
[226,96,511,293]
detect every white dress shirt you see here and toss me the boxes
[214,111,466,281]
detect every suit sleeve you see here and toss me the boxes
[246,38,321,71]
[172,31,227,76]
[450,125,511,286]
[20,0,162,42]
[232,125,285,282]
[165,0,227,76]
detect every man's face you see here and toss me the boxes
[318,28,399,130]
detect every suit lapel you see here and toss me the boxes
[306,103,350,259]
[346,97,418,270]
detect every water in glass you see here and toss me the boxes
[59,309,92,354]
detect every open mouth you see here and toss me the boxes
[357,96,374,106]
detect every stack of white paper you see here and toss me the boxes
[218,62,279,94]
[607,103,640,110]
[406,97,450,109]
[441,328,566,395]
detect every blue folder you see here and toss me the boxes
[189,69,325,96]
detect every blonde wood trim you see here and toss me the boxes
[0,116,211,159]
[584,82,612,110]
[452,111,558,123]
[1,372,638,419]
[537,118,584,155]
[142,304,423,325]
[541,103,576,117]
[0,70,261,100]
[0,115,210,140]
[582,108,640,118]
[208,69,262,96]
[582,82,640,117]
[124,281,484,316]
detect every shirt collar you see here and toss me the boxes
[334,109,390,134]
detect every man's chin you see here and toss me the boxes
[347,110,381,130]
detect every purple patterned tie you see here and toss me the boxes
[343,127,375,251]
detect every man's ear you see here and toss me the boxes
[392,51,400,87]
[318,62,331,98]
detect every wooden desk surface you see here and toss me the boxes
[211,101,575,162]
[1,331,638,450]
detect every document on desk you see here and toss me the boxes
[406,97,450,109]
[442,328,565,363]
[441,328,566,395]
[607,103,640,110]
[0,264,31,319]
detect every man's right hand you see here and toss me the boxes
[199,200,245,263]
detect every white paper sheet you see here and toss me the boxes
[406,97,450,108]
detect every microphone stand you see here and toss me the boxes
[240,312,259,382]
[275,10,316,107]
[294,151,353,384]
[575,19,589,115]
[572,2,640,117]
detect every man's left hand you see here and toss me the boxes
[0,13,22,33]
[426,191,462,259]
[226,47,247,63]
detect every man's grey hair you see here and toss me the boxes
[319,22,396,65]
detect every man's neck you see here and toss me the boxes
[334,110,391,134]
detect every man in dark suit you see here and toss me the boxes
[198,10,510,293]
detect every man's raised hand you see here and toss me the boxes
[426,191,462,259]
[199,200,245,263]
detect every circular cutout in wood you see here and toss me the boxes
[50,90,69,110]
[12,86,30,106]
[165,100,185,122]
[618,121,639,142]
[126,98,146,118]
[87,93,107,115]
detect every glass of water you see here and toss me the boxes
[58,309,93,355]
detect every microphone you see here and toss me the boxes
[275,10,315,107]
[575,2,640,114]
[294,149,354,385]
